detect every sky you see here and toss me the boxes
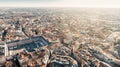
[0,0,120,8]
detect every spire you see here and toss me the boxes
[4,42,9,56]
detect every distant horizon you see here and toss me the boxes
[1,6,120,9]
[0,0,120,8]
[1,6,120,8]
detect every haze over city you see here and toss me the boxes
[0,0,120,67]
[0,0,120,8]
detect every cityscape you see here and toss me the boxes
[0,8,120,67]
[1,0,120,62]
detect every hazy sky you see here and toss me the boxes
[0,0,120,8]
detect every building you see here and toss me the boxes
[48,55,78,67]
[0,36,50,56]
